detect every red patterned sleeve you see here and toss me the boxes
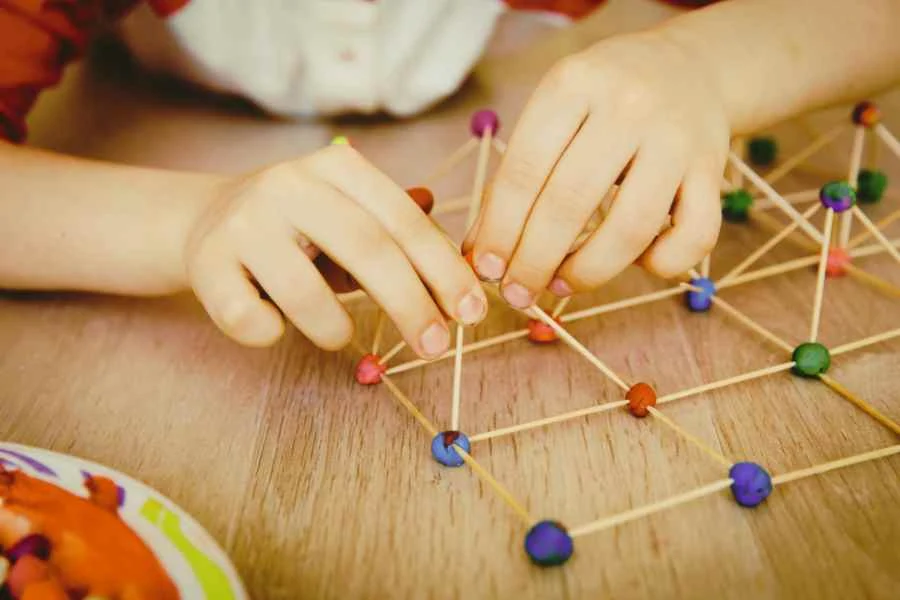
[0,0,187,143]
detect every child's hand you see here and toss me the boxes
[467,32,730,307]
[185,145,487,357]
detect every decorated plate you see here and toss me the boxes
[0,442,248,599]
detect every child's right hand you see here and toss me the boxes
[184,145,487,358]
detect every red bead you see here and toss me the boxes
[626,382,656,418]
[851,101,880,128]
[355,354,386,385]
[406,187,434,215]
[527,318,559,344]
[470,109,500,137]
[7,555,52,599]
[825,248,851,278]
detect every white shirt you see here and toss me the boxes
[118,0,506,117]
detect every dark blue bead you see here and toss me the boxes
[685,277,716,312]
[729,462,772,507]
[430,431,470,467]
[524,520,573,566]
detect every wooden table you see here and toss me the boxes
[3,2,899,598]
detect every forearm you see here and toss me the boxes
[0,143,223,295]
[661,0,900,133]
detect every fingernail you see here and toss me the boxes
[457,289,487,325]
[420,322,450,358]
[549,278,573,297]
[502,282,534,309]
[476,252,506,281]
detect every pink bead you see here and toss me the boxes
[470,110,500,138]
[355,354,386,385]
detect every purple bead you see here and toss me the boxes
[470,110,500,138]
[524,520,573,566]
[5,533,51,562]
[819,181,856,213]
[685,277,716,312]
[430,431,470,467]
[729,462,772,508]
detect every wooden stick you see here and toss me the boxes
[818,374,900,436]
[470,400,629,443]
[551,296,572,319]
[371,312,386,355]
[423,138,478,186]
[727,137,745,188]
[658,361,796,405]
[868,122,882,169]
[718,255,821,290]
[560,286,685,324]
[381,374,439,437]
[852,206,900,265]
[431,196,471,217]
[729,152,825,244]
[845,264,900,299]
[701,254,711,278]
[765,124,845,185]
[386,329,530,375]
[809,209,835,342]
[719,203,821,285]
[529,305,630,392]
[647,407,732,469]
[339,289,368,304]
[450,323,465,431]
[467,128,494,231]
[452,445,535,526]
[831,327,900,357]
[492,137,507,155]
[839,126,866,247]
[569,478,734,538]
[875,123,900,161]
[379,340,407,365]
[749,208,820,253]
[848,208,900,249]
[851,237,900,258]
[771,444,900,486]
[709,296,794,354]
[753,188,819,210]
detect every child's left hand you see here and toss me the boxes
[465,31,731,307]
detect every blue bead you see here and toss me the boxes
[524,521,573,566]
[685,277,716,312]
[430,431,471,467]
[729,462,772,507]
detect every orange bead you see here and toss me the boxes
[406,187,435,215]
[7,555,52,599]
[527,319,559,344]
[463,250,476,271]
[825,248,851,278]
[851,101,880,128]
[21,578,68,600]
[626,382,656,418]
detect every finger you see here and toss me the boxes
[640,164,722,278]
[283,177,452,359]
[240,231,354,351]
[555,141,686,292]
[470,67,590,281]
[500,117,636,307]
[305,146,486,326]
[189,247,285,347]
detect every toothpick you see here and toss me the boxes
[467,128,494,231]
[371,312,386,355]
[749,208,820,253]
[752,188,819,210]
[709,296,794,354]
[381,374,438,437]
[450,323,465,431]
[551,296,572,319]
[529,305,630,392]
[658,361,796,405]
[569,478,734,538]
[771,444,900,486]
[818,374,900,436]
[424,138,478,186]
[848,208,900,249]
[844,264,900,299]
[719,203,821,285]
[839,126,866,247]
[718,255,821,290]
[809,209,835,342]
[470,400,629,443]
[729,152,824,244]
[431,195,471,217]
[647,407,732,469]
[452,444,534,526]
[339,289,368,304]
[852,206,900,265]
[560,286,685,324]
[701,254,711,278]
[874,123,900,161]
[831,327,900,357]
[386,329,531,375]
[727,137,745,188]
[379,340,407,366]
[764,124,845,185]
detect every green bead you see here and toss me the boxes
[722,189,754,223]
[792,343,831,377]
[330,135,350,146]
[856,169,888,204]
[747,136,778,167]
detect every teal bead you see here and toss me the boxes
[722,189,754,223]
[792,343,831,377]
[747,136,778,167]
[856,169,888,204]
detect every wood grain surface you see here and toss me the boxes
[3,3,899,598]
